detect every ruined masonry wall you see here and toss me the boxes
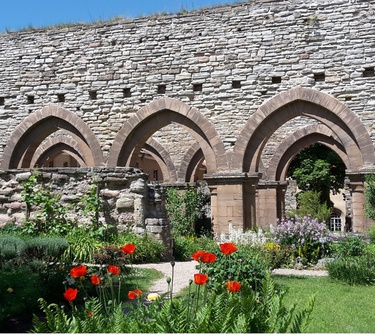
[0,0,375,166]
[0,168,171,248]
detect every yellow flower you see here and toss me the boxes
[7,288,13,293]
[147,293,160,301]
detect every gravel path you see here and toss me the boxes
[133,260,199,295]
[134,261,328,296]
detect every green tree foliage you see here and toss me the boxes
[288,191,332,223]
[288,144,345,206]
[365,174,375,220]
[166,185,208,237]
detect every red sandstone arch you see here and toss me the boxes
[31,135,89,167]
[178,142,205,183]
[107,98,228,173]
[1,105,104,169]
[266,124,349,181]
[233,87,375,174]
[142,138,177,182]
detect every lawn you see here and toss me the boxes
[273,275,375,333]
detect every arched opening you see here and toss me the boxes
[1,105,104,169]
[234,87,375,231]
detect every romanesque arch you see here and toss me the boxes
[1,105,104,169]
[107,98,228,173]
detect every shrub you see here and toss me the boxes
[114,233,166,263]
[172,235,218,261]
[327,255,375,285]
[202,243,269,292]
[23,237,69,263]
[0,236,26,262]
[264,241,294,269]
[270,216,332,264]
[333,235,365,257]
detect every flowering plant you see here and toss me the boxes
[33,242,315,333]
[270,216,333,264]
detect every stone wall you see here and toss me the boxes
[0,0,375,167]
[0,167,172,248]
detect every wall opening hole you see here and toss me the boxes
[157,84,166,94]
[193,83,203,92]
[314,73,325,82]
[272,76,282,84]
[0,97,4,106]
[123,88,131,97]
[89,90,97,100]
[232,80,241,88]
[111,40,117,46]
[57,93,65,102]
[27,95,35,104]
[363,67,375,77]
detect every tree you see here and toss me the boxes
[288,144,346,207]
[365,174,375,220]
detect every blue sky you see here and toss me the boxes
[0,0,246,33]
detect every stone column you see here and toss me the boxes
[346,173,366,232]
[205,173,259,234]
[256,181,279,229]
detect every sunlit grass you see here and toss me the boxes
[274,275,375,333]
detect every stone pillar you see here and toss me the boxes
[257,181,278,229]
[277,181,288,219]
[205,173,259,234]
[346,173,366,232]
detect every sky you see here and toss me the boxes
[0,0,247,33]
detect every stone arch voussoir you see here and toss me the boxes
[1,105,104,169]
[107,98,228,173]
[233,87,375,174]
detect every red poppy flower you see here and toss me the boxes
[219,243,238,255]
[63,288,78,302]
[194,273,209,285]
[192,251,216,263]
[226,281,241,293]
[90,275,101,285]
[128,289,143,300]
[70,265,88,278]
[200,252,216,263]
[122,243,136,254]
[87,311,92,318]
[107,265,120,275]
[192,250,205,262]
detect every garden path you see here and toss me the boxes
[133,261,328,296]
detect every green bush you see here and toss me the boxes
[203,245,269,292]
[114,233,166,263]
[0,236,26,262]
[327,255,375,285]
[333,235,365,257]
[24,237,69,262]
[63,228,103,263]
[173,235,218,261]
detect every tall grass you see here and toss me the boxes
[274,275,375,332]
